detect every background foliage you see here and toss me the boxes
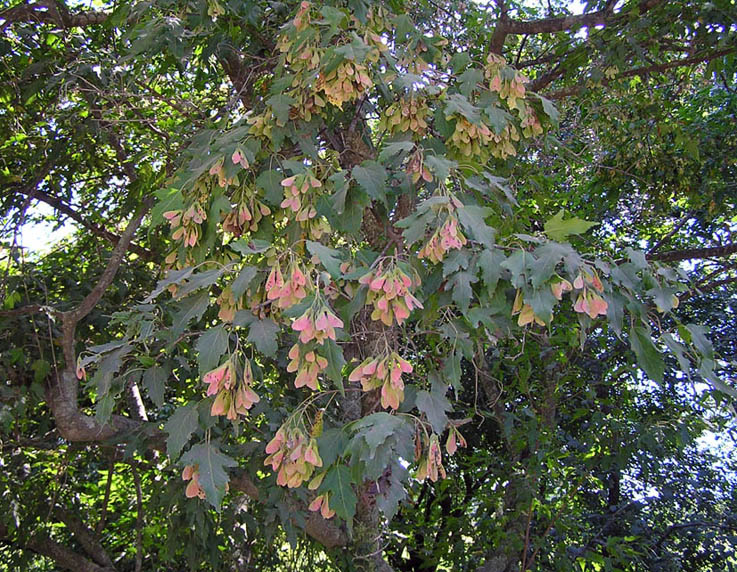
[1,0,736,570]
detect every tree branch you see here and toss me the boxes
[48,197,152,443]
[546,48,736,98]
[132,465,144,572]
[65,197,152,326]
[0,304,58,318]
[490,0,661,55]
[26,535,114,572]
[508,0,659,36]
[0,0,107,31]
[14,531,115,572]
[681,276,737,301]
[12,185,152,259]
[647,211,693,254]
[647,242,737,263]
[53,506,115,569]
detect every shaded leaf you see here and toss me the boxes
[196,325,229,374]
[319,465,357,521]
[322,339,345,393]
[181,441,237,508]
[352,161,387,206]
[416,379,451,434]
[143,366,167,407]
[630,325,664,384]
[231,266,259,299]
[145,267,193,302]
[164,403,199,460]
[171,291,210,335]
[306,241,343,278]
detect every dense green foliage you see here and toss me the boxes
[1,0,736,570]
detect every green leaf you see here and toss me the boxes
[229,238,272,255]
[424,154,457,181]
[646,285,679,313]
[96,393,115,425]
[334,34,372,63]
[267,94,295,125]
[544,209,598,242]
[306,241,343,278]
[416,379,451,434]
[95,344,133,380]
[630,325,664,384]
[625,247,649,270]
[317,5,347,38]
[196,325,229,374]
[538,94,560,124]
[446,271,477,312]
[379,139,414,161]
[352,412,404,450]
[376,461,408,520]
[256,170,284,206]
[530,242,570,288]
[478,248,505,292]
[443,350,462,391]
[526,287,556,324]
[318,428,349,466]
[142,366,167,407]
[171,290,210,335]
[231,266,259,299]
[396,204,436,246]
[328,171,350,214]
[686,324,714,359]
[702,370,737,399]
[145,267,193,302]
[164,403,199,460]
[352,160,387,206]
[31,359,50,383]
[151,187,184,227]
[322,339,345,393]
[484,104,512,133]
[247,316,280,357]
[457,205,495,247]
[175,268,225,299]
[458,68,484,96]
[319,465,357,522]
[442,249,470,277]
[501,249,529,288]
[181,441,237,508]
[339,285,367,325]
[444,93,481,124]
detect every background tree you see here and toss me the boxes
[1,0,736,570]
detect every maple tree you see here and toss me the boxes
[1,0,736,570]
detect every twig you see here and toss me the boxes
[132,464,144,572]
[647,211,693,254]
[96,456,115,535]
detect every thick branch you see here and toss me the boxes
[49,198,152,443]
[25,533,114,572]
[510,0,659,35]
[0,304,57,318]
[647,243,737,263]
[0,1,107,31]
[217,47,254,109]
[490,0,661,54]
[54,506,115,569]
